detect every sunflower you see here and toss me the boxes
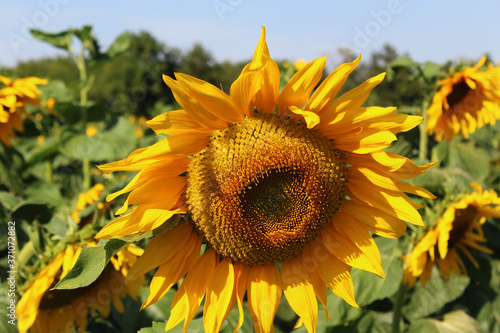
[403,183,500,287]
[96,27,435,332]
[17,241,144,333]
[426,56,500,141]
[71,183,106,224]
[0,75,48,146]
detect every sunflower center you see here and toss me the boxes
[448,205,478,249]
[186,113,347,265]
[446,80,471,109]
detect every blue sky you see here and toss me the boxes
[1,0,499,70]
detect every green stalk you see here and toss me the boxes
[44,160,52,182]
[418,100,429,160]
[391,282,407,333]
[82,157,90,191]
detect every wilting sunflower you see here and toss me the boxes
[403,183,500,287]
[71,183,105,224]
[17,241,144,333]
[0,75,48,146]
[426,56,500,141]
[96,27,435,332]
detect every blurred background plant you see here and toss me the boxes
[1,25,500,333]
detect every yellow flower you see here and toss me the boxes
[17,242,144,333]
[71,183,105,224]
[46,97,56,110]
[294,59,308,71]
[403,183,500,287]
[426,56,500,141]
[0,75,48,146]
[97,27,435,332]
[85,123,98,137]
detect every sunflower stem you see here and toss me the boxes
[83,157,90,191]
[418,100,429,160]
[392,281,406,333]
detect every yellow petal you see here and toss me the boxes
[127,176,185,207]
[247,264,282,333]
[327,127,396,154]
[308,240,358,308]
[305,55,361,113]
[347,180,425,226]
[278,56,327,112]
[319,106,396,133]
[233,262,250,333]
[126,222,193,281]
[322,221,385,278]
[203,258,236,333]
[146,110,214,136]
[307,268,329,321]
[141,231,201,309]
[289,106,320,129]
[165,249,218,332]
[163,74,228,130]
[319,73,386,124]
[340,200,407,239]
[175,73,244,123]
[281,256,318,333]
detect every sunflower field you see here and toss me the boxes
[2,25,500,333]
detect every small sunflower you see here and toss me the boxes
[17,242,144,333]
[97,27,435,332]
[0,75,48,146]
[71,183,105,224]
[426,56,500,141]
[403,183,500,287]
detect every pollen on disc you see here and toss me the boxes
[186,113,347,265]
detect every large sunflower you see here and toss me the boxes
[96,27,435,332]
[403,183,500,287]
[0,75,47,146]
[425,56,500,141]
[17,242,144,333]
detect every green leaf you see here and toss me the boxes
[55,102,83,125]
[25,139,60,167]
[402,267,470,321]
[0,192,21,211]
[434,140,491,182]
[408,310,486,333]
[30,29,73,52]
[90,32,131,71]
[107,32,131,58]
[477,294,500,333]
[61,117,136,161]
[53,239,127,290]
[138,318,205,333]
[389,56,419,69]
[24,180,63,207]
[357,311,402,333]
[137,321,166,333]
[73,25,93,44]
[422,61,441,81]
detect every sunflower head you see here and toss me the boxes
[97,27,435,332]
[17,242,144,333]
[0,75,48,146]
[404,183,500,286]
[426,56,500,141]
